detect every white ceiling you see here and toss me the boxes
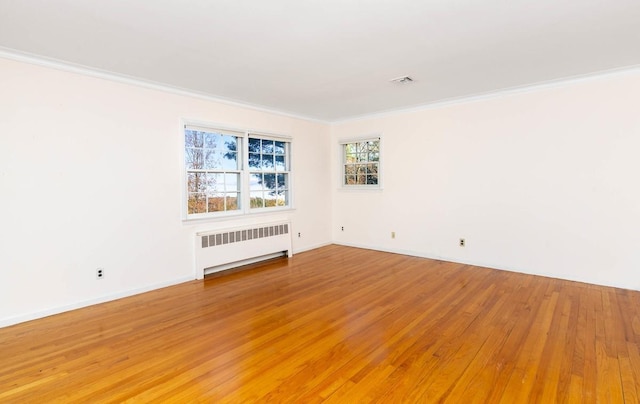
[1,0,639,121]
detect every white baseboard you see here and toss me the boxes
[294,241,333,254]
[0,276,194,328]
[332,241,637,292]
[332,241,447,262]
[1,242,331,329]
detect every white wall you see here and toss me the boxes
[2,55,639,328]
[0,58,332,326]
[332,69,640,291]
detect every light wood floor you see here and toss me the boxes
[1,245,640,402]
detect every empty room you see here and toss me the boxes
[1,0,640,402]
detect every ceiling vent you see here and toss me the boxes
[390,76,414,84]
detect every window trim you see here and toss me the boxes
[181,120,293,221]
[339,134,382,190]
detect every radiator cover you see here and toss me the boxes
[195,222,293,279]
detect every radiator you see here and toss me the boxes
[195,222,293,279]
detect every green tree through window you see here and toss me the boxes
[224,136,290,209]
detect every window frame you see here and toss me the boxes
[246,133,292,212]
[184,125,244,219]
[182,121,293,221]
[339,135,382,190]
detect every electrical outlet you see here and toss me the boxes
[459,238,465,247]
[341,226,344,231]
[391,231,396,239]
[298,232,301,238]
[96,267,105,279]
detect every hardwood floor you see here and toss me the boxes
[1,245,640,402]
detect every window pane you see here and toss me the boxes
[204,150,221,169]
[367,174,378,184]
[250,173,263,191]
[276,190,287,206]
[356,174,367,184]
[225,173,240,191]
[248,138,261,152]
[345,143,356,154]
[221,135,237,150]
[369,152,379,162]
[206,174,217,192]
[275,141,285,154]
[264,192,277,207]
[250,192,264,208]
[185,148,203,169]
[207,193,225,212]
[226,193,239,210]
[345,143,357,163]
[345,175,356,185]
[187,172,206,193]
[188,193,206,214]
[248,152,261,169]
[221,151,238,170]
[262,154,274,170]
[204,132,218,148]
[357,142,368,154]
[185,130,203,148]
[277,173,287,189]
[263,173,276,190]
[222,136,239,167]
[275,155,286,171]
[345,165,356,175]
[262,140,275,153]
[207,149,239,170]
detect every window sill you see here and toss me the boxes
[182,206,296,225]
[338,186,383,192]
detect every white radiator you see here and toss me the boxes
[195,222,293,279]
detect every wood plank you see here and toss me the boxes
[1,245,639,402]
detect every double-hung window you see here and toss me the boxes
[185,126,242,216]
[184,123,291,219]
[248,137,290,208]
[341,137,381,187]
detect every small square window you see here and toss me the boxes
[341,138,381,188]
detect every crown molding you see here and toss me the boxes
[0,47,329,125]
[2,46,639,126]
[332,64,640,125]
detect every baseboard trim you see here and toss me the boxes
[1,242,332,329]
[0,276,194,328]
[332,241,637,292]
[294,242,333,254]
